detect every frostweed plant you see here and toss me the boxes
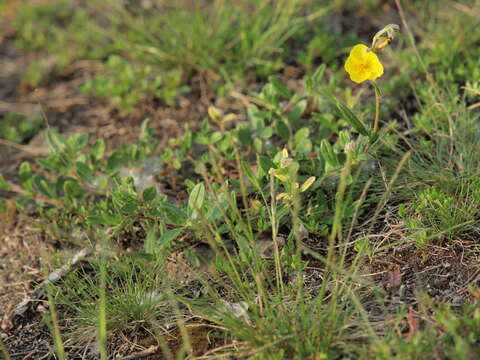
[322,25,400,271]
[344,24,399,136]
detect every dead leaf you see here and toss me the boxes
[256,236,285,259]
[406,307,420,339]
[384,264,402,295]
[221,300,250,322]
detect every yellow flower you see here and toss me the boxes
[344,44,384,84]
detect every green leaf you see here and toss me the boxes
[321,90,370,136]
[36,156,60,171]
[87,214,121,225]
[241,161,260,190]
[320,140,339,168]
[336,102,370,136]
[276,119,290,140]
[33,176,57,198]
[19,162,32,184]
[268,76,292,99]
[258,156,275,174]
[201,118,210,133]
[160,203,187,226]
[288,100,307,124]
[143,186,157,202]
[237,128,253,146]
[247,104,265,131]
[0,174,11,191]
[294,127,310,144]
[63,179,84,200]
[188,183,205,213]
[210,131,223,144]
[75,161,92,179]
[194,134,211,145]
[288,161,300,178]
[260,126,273,140]
[182,129,192,152]
[294,127,312,154]
[120,202,138,214]
[72,133,89,150]
[91,139,106,161]
[369,131,380,145]
[46,128,66,152]
[311,64,326,89]
[107,151,124,172]
[253,138,263,153]
[159,228,183,248]
[261,83,279,107]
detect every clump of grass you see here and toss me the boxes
[51,252,174,356]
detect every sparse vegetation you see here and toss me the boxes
[1,0,479,359]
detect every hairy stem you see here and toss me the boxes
[372,82,381,134]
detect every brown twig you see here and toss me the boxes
[117,345,160,360]
[0,138,49,157]
[229,90,271,109]
[10,247,92,319]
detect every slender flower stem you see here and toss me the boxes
[372,81,381,134]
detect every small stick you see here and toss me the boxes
[10,248,92,318]
[117,345,160,360]
[0,138,49,157]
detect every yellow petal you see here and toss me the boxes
[364,52,384,80]
[344,55,360,75]
[349,44,369,60]
[370,60,384,80]
[349,70,370,84]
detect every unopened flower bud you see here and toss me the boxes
[345,141,356,153]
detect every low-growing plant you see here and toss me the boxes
[81,55,189,110]
[400,176,480,246]
[4,0,340,111]
[0,113,43,143]
[367,300,480,360]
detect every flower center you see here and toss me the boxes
[358,62,371,73]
